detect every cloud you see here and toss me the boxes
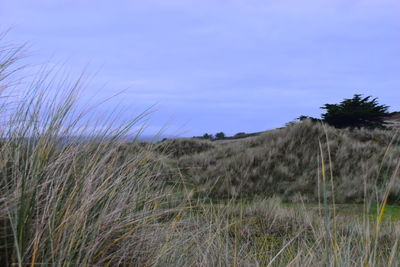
[1,0,400,136]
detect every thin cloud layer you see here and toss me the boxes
[1,0,399,136]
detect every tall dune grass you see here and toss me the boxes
[1,37,400,266]
[0,37,184,266]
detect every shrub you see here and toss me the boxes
[234,132,246,137]
[297,115,321,122]
[215,132,226,140]
[202,133,213,140]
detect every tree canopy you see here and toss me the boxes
[321,94,390,129]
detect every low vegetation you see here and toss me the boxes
[1,37,400,266]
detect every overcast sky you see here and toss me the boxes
[1,0,400,137]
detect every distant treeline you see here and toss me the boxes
[192,131,261,141]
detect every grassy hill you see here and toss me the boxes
[152,119,400,203]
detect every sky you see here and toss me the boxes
[1,0,400,137]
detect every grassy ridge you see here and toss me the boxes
[159,120,400,203]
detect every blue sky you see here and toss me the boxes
[1,0,400,137]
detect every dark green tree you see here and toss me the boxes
[321,94,390,129]
[215,132,225,140]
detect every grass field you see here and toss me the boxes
[2,37,400,266]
